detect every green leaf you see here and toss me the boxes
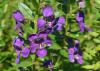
[82,65,94,69]
[48,42,61,50]
[59,49,68,58]
[93,38,100,43]
[18,3,34,19]
[95,0,100,5]
[70,33,79,38]
[48,34,56,40]
[13,57,33,68]
[30,54,36,61]
[95,45,100,51]
[89,32,99,37]
[17,60,32,67]
[94,62,100,70]
[83,52,93,60]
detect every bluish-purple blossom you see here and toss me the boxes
[28,32,51,58]
[43,60,53,71]
[37,48,47,58]
[13,37,24,50]
[42,6,54,17]
[79,1,85,8]
[21,47,30,58]
[76,11,92,32]
[68,39,83,64]
[13,10,24,22]
[13,10,25,32]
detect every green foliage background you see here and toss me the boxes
[0,0,100,71]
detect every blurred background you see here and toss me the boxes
[0,0,100,71]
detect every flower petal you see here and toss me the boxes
[58,17,65,24]
[13,10,24,22]
[68,54,75,63]
[30,43,39,53]
[13,37,24,47]
[44,38,52,46]
[76,11,84,22]
[75,54,83,64]
[68,48,74,55]
[56,23,63,31]
[37,18,46,29]
[37,48,47,58]
[15,53,20,64]
[42,6,54,17]
[28,34,37,42]
[79,1,85,8]
[22,47,30,58]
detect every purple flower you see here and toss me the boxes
[13,10,24,32]
[68,48,74,55]
[75,40,80,44]
[30,43,39,53]
[21,47,30,58]
[68,48,75,63]
[42,16,65,32]
[28,32,51,58]
[28,32,49,46]
[15,53,20,64]
[76,11,84,22]
[44,38,52,46]
[45,27,53,34]
[56,23,63,31]
[18,32,23,37]
[14,22,22,30]
[36,48,47,58]
[43,60,53,71]
[38,32,48,39]
[58,17,65,24]
[68,39,83,64]
[67,38,74,47]
[37,18,46,29]
[78,22,85,32]
[43,60,52,67]
[74,40,80,48]
[14,47,30,64]
[13,37,24,50]
[76,11,85,32]
[13,10,24,22]
[51,17,59,26]
[42,6,54,17]
[79,1,85,8]
[28,34,37,42]
[75,54,83,64]
[74,47,79,52]
[52,17,65,31]
[69,54,75,63]
[76,11,92,32]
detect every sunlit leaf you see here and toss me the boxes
[82,65,94,69]
[18,3,34,19]
[59,49,68,58]
[89,32,99,37]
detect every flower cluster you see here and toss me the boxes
[13,10,25,32]
[12,6,65,64]
[76,1,92,32]
[28,32,51,58]
[68,39,83,64]
[38,6,65,33]
[12,1,92,66]
[13,34,30,64]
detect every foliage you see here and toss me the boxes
[0,0,100,71]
